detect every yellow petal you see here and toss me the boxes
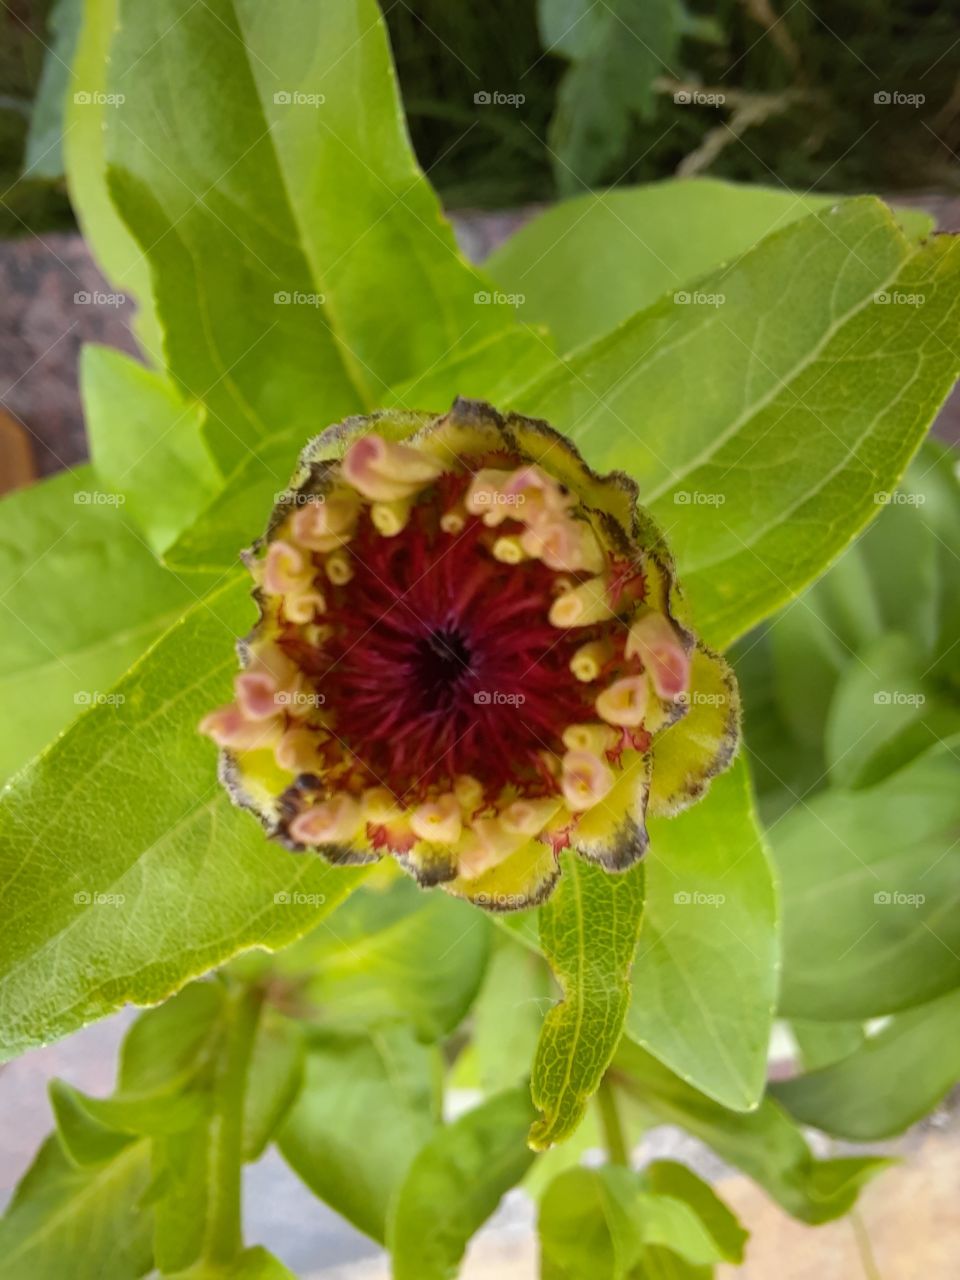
[648,644,740,817]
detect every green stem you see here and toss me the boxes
[205,981,263,1264]
[596,1076,630,1166]
[852,1209,883,1280]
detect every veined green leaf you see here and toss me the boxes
[775,737,960,1020]
[387,1087,537,1280]
[165,327,557,576]
[511,198,960,650]
[101,0,513,465]
[529,853,645,1149]
[0,465,199,785]
[627,758,778,1111]
[773,987,960,1141]
[0,576,368,1060]
[278,1025,438,1243]
[487,179,836,350]
[0,1135,153,1280]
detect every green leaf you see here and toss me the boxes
[49,985,224,1156]
[0,465,198,784]
[627,758,777,1111]
[150,983,263,1273]
[384,328,557,414]
[0,576,368,1061]
[242,1010,304,1161]
[823,633,960,788]
[119,981,226,1093]
[24,0,82,181]
[538,1165,647,1280]
[49,1080,137,1166]
[275,876,491,1041]
[64,0,162,359]
[387,1087,537,1280]
[278,1025,438,1243]
[100,0,512,464]
[0,1135,153,1280]
[775,737,960,1020]
[472,939,552,1094]
[540,0,682,193]
[51,1076,208,1145]
[790,1019,866,1072]
[513,198,960,650]
[166,328,556,576]
[163,428,308,574]
[83,346,222,557]
[644,1161,746,1265]
[773,987,960,1140]
[226,1247,297,1279]
[614,1039,891,1225]
[486,179,832,351]
[529,854,645,1149]
[538,1164,737,1279]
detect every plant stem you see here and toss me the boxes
[852,1209,883,1280]
[205,981,263,1264]
[596,1076,630,1166]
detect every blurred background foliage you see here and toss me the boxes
[3,0,960,231]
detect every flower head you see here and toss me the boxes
[200,398,739,910]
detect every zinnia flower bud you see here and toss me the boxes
[200,398,739,911]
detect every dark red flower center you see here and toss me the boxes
[282,479,597,800]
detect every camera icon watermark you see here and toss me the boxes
[73,90,125,107]
[274,290,325,307]
[74,889,126,907]
[673,88,725,106]
[274,489,326,506]
[274,890,327,906]
[74,690,125,707]
[74,490,126,507]
[274,690,326,709]
[874,490,926,506]
[874,90,924,107]
[473,289,525,308]
[474,90,525,107]
[474,690,526,707]
[873,690,926,706]
[873,290,925,307]
[674,490,726,506]
[273,90,326,107]
[874,890,925,906]
[673,890,726,906]
[674,290,725,307]
[74,290,126,307]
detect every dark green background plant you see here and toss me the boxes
[5,0,960,228]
